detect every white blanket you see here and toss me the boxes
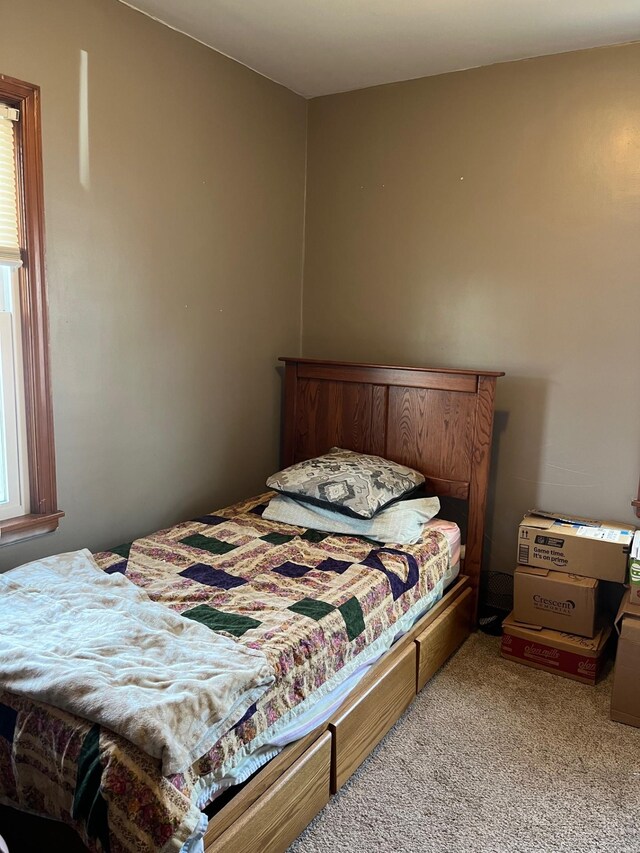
[263,494,441,544]
[0,549,274,775]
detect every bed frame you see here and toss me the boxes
[203,358,503,852]
[1,358,503,853]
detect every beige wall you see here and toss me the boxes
[303,43,640,578]
[0,0,307,570]
[1,6,637,582]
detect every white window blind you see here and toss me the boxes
[0,104,21,268]
[0,102,27,520]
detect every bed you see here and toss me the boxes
[0,357,503,852]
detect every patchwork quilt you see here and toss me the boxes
[0,493,449,853]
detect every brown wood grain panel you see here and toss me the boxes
[206,732,331,853]
[416,587,473,691]
[330,380,372,451]
[369,384,388,456]
[292,377,320,460]
[294,378,373,460]
[386,386,475,481]
[329,642,416,792]
[423,476,470,500]
[280,356,504,378]
[298,362,477,392]
[466,375,498,620]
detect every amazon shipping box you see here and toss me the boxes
[517,510,633,583]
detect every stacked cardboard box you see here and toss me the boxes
[512,566,598,636]
[501,510,635,685]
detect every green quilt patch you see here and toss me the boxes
[182,604,261,637]
[180,534,237,555]
[260,532,296,546]
[338,596,366,641]
[288,597,336,621]
[73,724,110,851]
[110,542,132,559]
[288,595,365,641]
[300,529,330,543]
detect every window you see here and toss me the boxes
[0,108,29,521]
[0,76,62,544]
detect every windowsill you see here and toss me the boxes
[0,510,64,545]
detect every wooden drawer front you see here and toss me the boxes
[399,576,470,648]
[416,587,472,692]
[329,642,416,792]
[206,732,331,853]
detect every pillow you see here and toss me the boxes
[266,447,425,519]
[263,494,441,545]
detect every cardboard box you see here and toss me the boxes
[629,531,640,606]
[517,510,634,583]
[501,612,611,685]
[610,590,640,727]
[513,566,598,637]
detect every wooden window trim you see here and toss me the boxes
[0,74,63,544]
[633,477,640,518]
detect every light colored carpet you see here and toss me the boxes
[289,632,640,853]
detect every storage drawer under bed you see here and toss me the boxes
[329,641,417,792]
[205,731,332,853]
[415,586,472,692]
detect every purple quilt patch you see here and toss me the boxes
[179,564,247,590]
[360,548,419,600]
[272,561,312,578]
[249,503,268,516]
[315,558,354,574]
[234,701,257,729]
[0,704,18,743]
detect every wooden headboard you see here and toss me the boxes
[280,357,504,620]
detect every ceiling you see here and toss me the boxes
[120,0,640,98]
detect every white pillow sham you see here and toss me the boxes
[263,493,441,545]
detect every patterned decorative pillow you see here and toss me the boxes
[266,447,425,519]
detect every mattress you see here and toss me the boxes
[0,494,453,853]
[426,518,462,586]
